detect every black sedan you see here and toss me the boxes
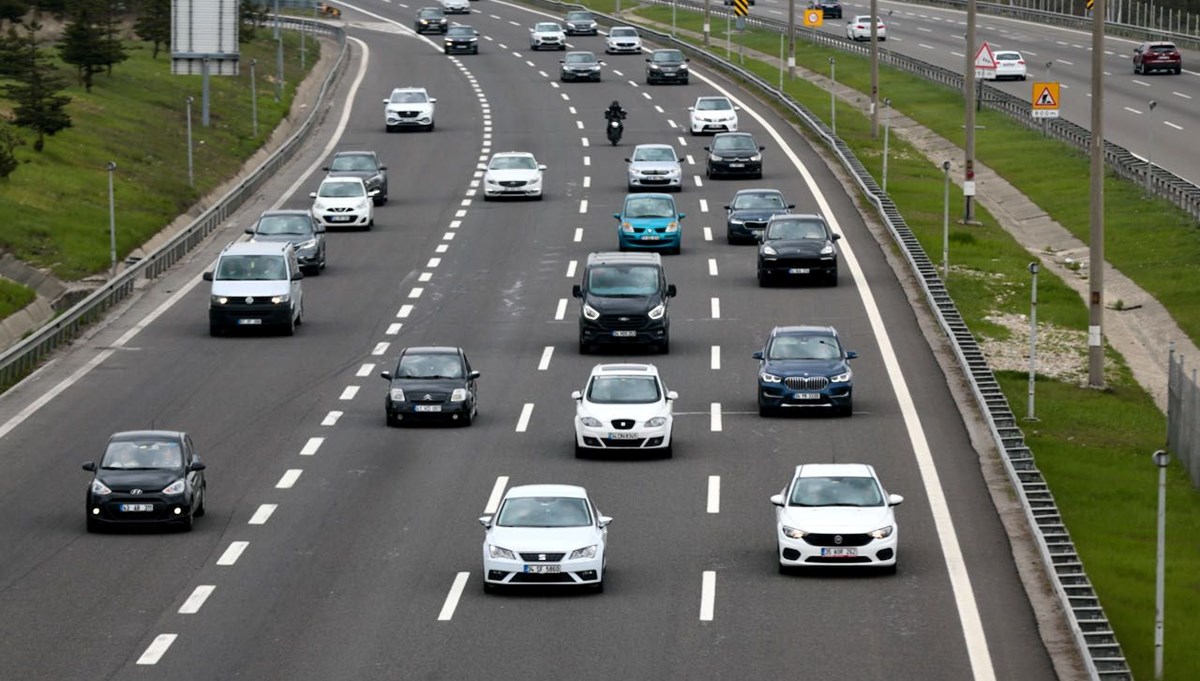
[244,209,327,275]
[811,1,842,19]
[381,346,480,426]
[757,214,840,286]
[324,150,388,205]
[82,431,207,532]
[444,25,480,55]
[414,7,448,34]
[560,51,604,82]
[725,189,793,244]
[705,132,765,179]
[645,49,689,84]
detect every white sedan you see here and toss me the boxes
[688,96,740,135]
[482,151,545,200]
[441,0,470,14]
[309,177,375,230]
[771,463,903,574]
[605,26,642,54]
[573,363,676,458]
[480,484,611,592]
[529,22,566,50]
[846,15,886,41]
[992,50,1028,80]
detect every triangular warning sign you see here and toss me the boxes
[974,41,996,69]
[1035,87,1057,106]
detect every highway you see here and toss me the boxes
[0,1,1059,678]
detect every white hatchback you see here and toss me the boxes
[480,484,611,592]
[771,463,903,574]
[309,177,375,230]
[688,96,739,135]
[483,151,545,200]
[573,363,676,458]
[991,50,1028,80]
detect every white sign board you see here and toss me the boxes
[973,41,996,81]
[171,0,240,76]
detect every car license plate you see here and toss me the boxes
[328,215,353,222]
[642,235,661,241]
[524,564,561,574]
[414,405,442,412]
[793,392,820,400]
[789,267,811,274]
[612,330,637,338]
[608,432,639,439]
[729,163,745,168]
[237,318,263,325]
[120,503,154,512]
[821,547,858,557]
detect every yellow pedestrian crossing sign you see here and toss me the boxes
[1031,81,1060,118]
[803,8,824,26]
[733,0,749,17]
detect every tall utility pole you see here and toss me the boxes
[963,0,977,222]
[1089,0,1106,388]
[869,0,879,137]
[787,0,796,79]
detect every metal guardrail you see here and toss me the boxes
[534,1,1133,677]
[0,19,349,392]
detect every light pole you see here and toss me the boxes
[1152,448,1169,681]
[1146,99,1157,195]
[1088,0,1107,388]
[1042,62,1052,138]
[869,0,879,138]
[882,97,892,193]
[703,0,711,47]
[942,160,951,279]
[829,57,836,135]
[787,0,796,79]
[250,59,259,138]
[672,0,677,36]
[778,32,784,90]
[186,96,195,188]
[106,162,117,278]
[964,0,978,222]
[1026,261,1040,421]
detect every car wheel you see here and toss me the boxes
[754,169,764,180]
[681,77,689,85]
[579,339,591,354]
[86,516,102,533]
[427,121,435,132]
[757,269,770,287]
[592,579,604,593]
[194,486,206,517]
[444,48,450,55]
[882,562,898,575]
[669,244,681,255]
[575,443,589,459]
[209,323,223,337]
[461,407,474,427]
[179,511,194,532]
[778,561,795,576]
[534,192,544,201]
[658,336,670,354]
[826,270,838,287]
[1175,66,1182,75]
[483,579,497,594]
[304,265,320,277]
[759,401,774,417]
[282,311,296,337]
[705,165,713,179]
[295,300,303,326]
[661,442,673,459]
[838,399,853,417]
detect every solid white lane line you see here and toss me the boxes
[703,227,712,241]
[321,411,342,426]
[699,199,708,212]
[339,386,359,400]
[276,469,302,489]
[398,304,414,318]
[356,363,375,377]
[711,345,720,370]
[711,298,721,319]
[249,504,277,525]
[217,541,249,566]
[1164,121,1183,130]
[710,403,722,431]
[566,260,577,278]
[179,585,216,614]
[555,299,568,320]
[573,228,583,242]
[699,571,716,621]
[707,476,720,514]
[137,634,178,665]
[516,403,534,432]
[485,476,509,514]
[708,258,718,276]
[386,323,403,335]
[538,346,554,370]
[300,437,323,456]
[372,342,389,355]
[579,199,588,213]
[438,572,470,621]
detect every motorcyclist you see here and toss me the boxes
[604,100,627,124]
[604,101,627,145]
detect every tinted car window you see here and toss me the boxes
[611,27,637,37]
[330,155,377,172]
[216,255,287,280]
[713,135,757,152]
[588,376,661,403]
[565,53,597,64]
[587,265,659,295]
[490,155,537,170]
[447,26,474,36]
[535,22,560,31]
[733,192,785,209]
[767,218,827,239]
[566,11,593,20]
[397,353,463,378]
[768,334,841,360]
[497,497,592,527]
[256,215,313,235]
[633,147,676,162]
[1150,44,1177,53]
[697,98,732,111]
[418,8,442,17]
[652,50,684,63]
[318,181,365,197]
[391,91,428,104]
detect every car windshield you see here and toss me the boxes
[390,91,428,104]
[318,181,365,198]
[396,353,464,379]
[448,27,474,36]
[652,50,683,63]
[497,496,592,527]
[633,147,677,163]
[564,53,596,64]
[1150,44,1177,53]
[624,196,676,218]
[101,439,183,470]
[768,334,841,360]
[789,476,884,507]
[767,219,827,240]
[611,27,637,37]
[696,98,731,111]
[713,135,757,152]
[490,155,538,170]
[329,155,378,172]
[567,11,592,20]
[255,215,313,236]
[995,52,1021,61]
[418,8,442,17]
[733,192,785,209]
[587,265,659,296]
[535,22,560,32]
[587,376,661,404]
[216,254,287,281]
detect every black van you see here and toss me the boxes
[572,252,677,354]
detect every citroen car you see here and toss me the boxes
[626,144,683,192]
[614,193,685,254]
[645,49,689,84]
[573,251,677,354]
[82,431,207,532]
[846,15,886,41]
[244,209,326,275]
[605,26,642,54]
[323,150,388,204]
[384,86,436,132]
[560,50,604,82]
[754,325,856,416]
[705,132,765,179]
[724,188,793,243]
[444,25,480,54]
[573,363,676,458]
[757,213,840,286]
[480,484,610,592]
[309,176,375,230]
[482,151,545,200]
[380,346,480,426]
[772,464,902,573]
[529,21,566,50]
[563,10,598,35]
[688,96,739,135]
[415,6,448,34]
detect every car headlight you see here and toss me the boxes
[389,388,406,401]
[729,218,745,225]
[569,545,597,560]
[579,416,603,427]
[831,369,853,383]
[679,63,689,70]
[621,221,634,233]
[821,242,834,255]
[761,245,778,256]
[665,221,678,233]
[749,154,762,162]
[313,201,326,211]
[270,294,290,304]
[647,303,666,320]
[709,153,720,162]
[211,295,228,305]
[419,19,429,24]
[450,388,468,402]
[162,479,186,495]
[645,416,667,427]
[870,525,894,539]
[582,304,600,320]
[760,372,783,383]
[297,238,318,250]
[488,545,516,560]
[649,64,661,70]
[91,479,112,495]
[782,525,806,539]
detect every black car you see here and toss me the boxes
[324,150,388,204]
[380,347,480,426]
[811,1,842,19]
[725,188,793,244]
[705,132,765,179]
[560,51,604,82]
[757,213,840,286]
[563,10,598,35]
[573,251,676,354]
[244,209,327,275]
[444,25,480,54]
[645,49,689,85]
[415,7,448,34]
[754,325,856,416]
[82,431,207,532]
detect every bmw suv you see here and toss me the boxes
[753,325,856,416]
[573,252,677,354]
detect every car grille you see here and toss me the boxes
[743,220,767,231]
[771,255,829,269]
[806,555,872,564]
[802,533,873,547]
[604,438,646,448]
[519,552,566,562]
[610,419,635,430]
[326,207,353,213]
[784,376,830,390]
[596,313,651,330]
[411,392,449,402]
[640,170,669,176]
[499,180,526,188]
[614,41,637,47]
[395,111,419,118]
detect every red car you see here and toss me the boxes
[1133,42,1182,75]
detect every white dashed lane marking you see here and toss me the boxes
[217,541,249,566]
[372,342,389,355]
[566,260,577,278]
[386,323,402,335]
[356,364,374,377]
[300,437,323,456]
[137,634,177,665]
[700,571,716,621]
[516,403,535,432]
[249,504,277,525]
[438,572,470,621]
[703,227,712,241]
[708,259,718,276]
[321,411,342,426]
[339,386,359,400]
[538,346,554,370]
[178,585,216,614]
[573,228,583,242]
[708,476,720,513]
[711,298,721,318]
[710,403,722,431]
[276,469,303,489]
[555,299,568,320]
[579,199,588,213]
[398,304,413,318]
[711,345,720,370]
[699,199,708,212]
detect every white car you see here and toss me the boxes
[309,177,375,230]
[991,50,1027,80]
[529,22,566,50]
[688,96,740,135]
[573,363,676,458]
[846,15,886,41]
[482,151,545,200]
[605,26,642,54]
[771,463,903,574]
[626,144,683,192]
[383,87,436,132]
[441,0,469,14]
[480,484,611,592]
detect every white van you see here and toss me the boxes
[202,241,304,336]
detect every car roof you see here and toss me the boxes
[625,192,675,200]
[320,176,366,184]
[696,95,730,102]
[795,463,876,479]
[564,50,596,57]
[734,188,783,196]
[771,324,838,337]
[714,131,753,138]
[767,212,824,223]
[586,251,662,266]
[402,346,462,355]
[591,363,659,377]
[332,150,377,157]
[109,430,185,442]
[390,86,429,94]
[505,484,588,499]
[492,151,535,158]
[633,143,674,151]
[221,240,290,256]
[257,209,312,218]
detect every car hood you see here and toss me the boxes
[313,196,367,208]
[487,525,602,552]
[623,216,679,229]
[386,102,433,113]
[762,239,833,255]
[730,208,787,221]
[485,169,541,182]
[579,400,669,422]
[711,147,758,159]
[762,357,848,377]
[533,30,564,37]
[587,293,665,314]
[778,505,893,533]
[95,469,182,493]
[629,161,681,173]
[693,110,735,120]
[389,377,467,392]
[211,280,292,297]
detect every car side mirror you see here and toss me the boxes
[429,98,437,103]
[678,213,686,220]
[309,191,317,198]
[734,106,742,111]
[315,224,326,233]
[756,232,766,242]
[598,516,613,528]
[380,371,393,380]
[645,58,651,62]
[787,204,796,209]
[770,494,784,507]
[687,106,695,112]
[572,284,583,298]
[666,390,678,400]
[202,271,213,281]
[759,146,766,151]
[244,228,254,235]
[723,205,731,211]
[666,284,677,297]
[292,270,304,280]
[382,98,389,103]
[846,350,858,360]
[888,493,905,506]
[560,60,565,63]
[479,516,493,528]
[368,189,380,197]
[624,158,631,163]
[322,166,330,171]
[538,164,547,170]
[612,213,621,220]
[82,462,96,472]
[752,351,764,360]
[189,461,207,472]
[571,390,582,400]
[703,146,711,151]
[832,233,841,241]
[468,370,481,380]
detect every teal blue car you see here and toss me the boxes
[614,193,684,254]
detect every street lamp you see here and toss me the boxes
[1152,448,1169,681]
[829,57,837,135]
[672,0,677,36]
[106,162,117,278]
[1146,99,1157,195]
[942,160,951,279]
[882,97,892,193]
[250,59,259,138]
[1026,261,1040,421]
[186,96,195,188]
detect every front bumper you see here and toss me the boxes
[647,68,688,82]
[88,494,195,525]
[484,179,542,198]
[580,317,668,347]
[691,119,737,134]
[727,220,767,240]
[575,419,672,452]
[560,68,601,81]
[627,173,682,190]
[416,22,448,34]
[778,529,897,567]
[312,209,370,228]
[758,254,838,280]
[618,229,680,251]
[385,112,434,130]
[565,24,598,35]
[758,381,852,410]
[210,303,292,330]
[708,159,761,176]
[386,399,472,422]
[531,38,565,49]
[483,551,603,586]
[445,41,479,53]
[606,42,642,53]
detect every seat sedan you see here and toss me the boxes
[244,209,326,275]
[724,188,793,243]
[573,363,676,458]
[309,177,375,230]
[444,25,480,54]
[380,346,480,426]
[82,431,207,532]
[414,6,448,34]
[757,213,840,286]
[754,325,856,416]
[482,151,545,200]
[991,50,1027,80]
[626,143,682,192]
[771,463,902,574]
[605,26,642,54]
[615,193,685,254]
[323,150,388,204]
[480,484,611,592]
[705,132,765,179]
[529,21,566,50]
[560,50,604,82]
[846,15,886,41]
[688,95,739,134]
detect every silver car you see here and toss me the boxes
[441,0,470,14]
[529,22,566,51]
[605,26,642,54]
[626,144,683,192]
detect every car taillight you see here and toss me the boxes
[1017,60,1025,65]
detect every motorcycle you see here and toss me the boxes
[606,118,623,146]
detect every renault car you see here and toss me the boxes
[614,193,685,254]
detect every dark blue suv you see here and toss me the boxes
[753,325,856,416]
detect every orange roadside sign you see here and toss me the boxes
[1031,81,1061,118]
[803,8,824,27]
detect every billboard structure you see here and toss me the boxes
[171,0,240,76]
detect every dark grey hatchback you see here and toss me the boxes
[381,347,480,426]
[245,210,327,275]
[82,431,207,532]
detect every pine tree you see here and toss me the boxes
[0,25,21,77]
[58,2,106,91]
[0,118,23,179]
[98,0,127,76]
[0,0,30,25]
[133,0,169,58]
[3,20,72,152]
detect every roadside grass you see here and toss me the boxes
[604,4,1200,677]
[0,30,318,280]
[0,277,36,318]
